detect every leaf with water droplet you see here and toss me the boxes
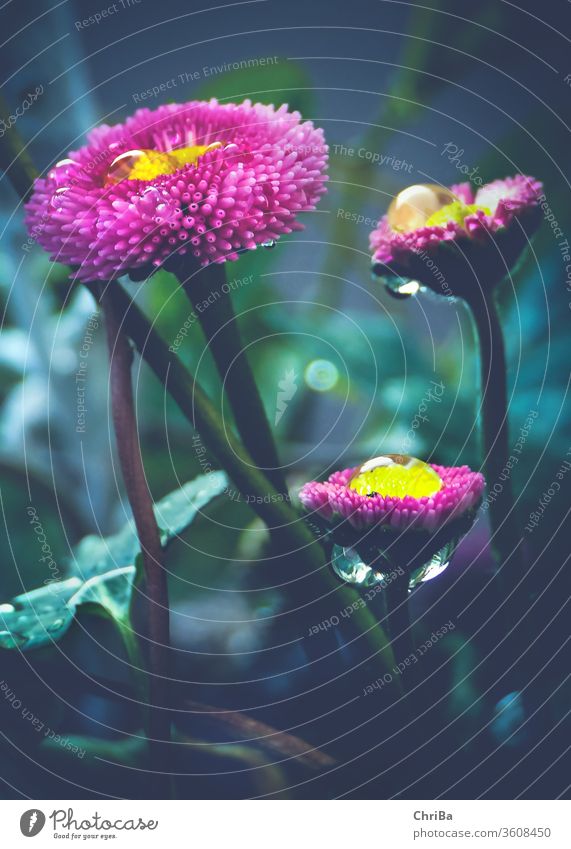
[0,471,227,651]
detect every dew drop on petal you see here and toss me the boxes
[304,359,339,392]
[387,184,458,232]
[48,158,75,176]
[47,158,77,186]
[261,239,275,249]
[106,149,149,184]
[141,186,161,201]
[50,188,69,210]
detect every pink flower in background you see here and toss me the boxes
[369,176,542,298]
[25,99,328,282]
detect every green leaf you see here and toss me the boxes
[0,471,227,651]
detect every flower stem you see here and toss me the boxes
[0,115,309,561]
[384,572,414,674]
[97,283,172,779]
[99,282,322,568]
[174,261,287,495]
[465,290,524,579]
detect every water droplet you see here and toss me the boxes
[332,541,456,590]
[490,691,527,746]
[408,540,457,588]
[304,359,339,392]
[47,158,75,181]
[0,604,15,614]
[47,618,66,633]
[331,545,386,587]
[384,278,421,300]
[106,149,149,184]
[348,454,442,499]
[50,188,69,210]
[387,184,458,232]
[261,239,275,249]
[0,629,27,648]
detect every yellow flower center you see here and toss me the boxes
[106,143,222,184]
[348,454,443,499]
[425,201,491,228]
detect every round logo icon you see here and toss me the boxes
[20,810,46,837]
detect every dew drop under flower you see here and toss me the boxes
[25,99,328,282]
[299,454,484,589]
[370,176,542,298]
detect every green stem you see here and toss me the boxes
[0,112,313,563]
[384,572,414,676]
[341,585,403,697]
[465,290,525,579]
[105,286,398,686]
[1,113,397,689]
[98,284,172,780]
[102,282,323,569]
[173,261,287,495]
[115,617,149,705]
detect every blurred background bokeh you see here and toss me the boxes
[0,0,569,799]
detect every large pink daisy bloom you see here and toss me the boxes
[25,99,328,282]
[369,176,542,298]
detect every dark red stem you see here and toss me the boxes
[98,283,172,778]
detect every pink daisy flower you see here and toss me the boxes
[25,99,328,282]
[299,454,485,587]
[369,176,542,298]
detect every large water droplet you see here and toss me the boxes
[348,454,442,499]
[387,184,458,232]
[261,239,276,249]
[304,359,339,392]
[331,541,456,591]
[384,279,421,300]
[105,149,148,184]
